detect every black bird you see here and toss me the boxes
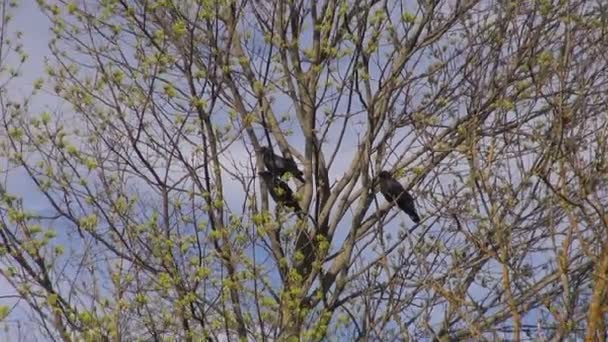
[258,171,302,213]
[378,171,420,223]
[258,146,305,182]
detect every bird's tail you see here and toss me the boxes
[408,211,421,223]
[295,172,305,183]
[410,213,420,223]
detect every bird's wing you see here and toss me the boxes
[273,154,289,170]
[285,157,299,170]
[380,191,394,203]
[386,179,406,198]
[396,190,415,208]
[263,153,278,170]
[398,188,414,202]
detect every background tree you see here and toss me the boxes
[1,0,608,340]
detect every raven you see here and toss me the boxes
[258,146,305,182]
[378,171,420,223]
[258,171,302,213]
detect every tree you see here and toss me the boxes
[0,0,608,340]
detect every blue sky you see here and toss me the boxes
[0,2,425,338]
[0,1,578,340]
[0,2,54,340]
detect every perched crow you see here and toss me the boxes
[258,146,305,182]
[378,171,420,223]
[258,171,302,213]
